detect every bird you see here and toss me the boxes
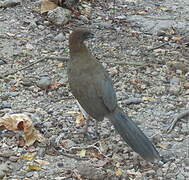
[68,28,161,162]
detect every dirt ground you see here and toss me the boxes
[0,0,189,179]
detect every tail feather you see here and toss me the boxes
[107,108,161,162]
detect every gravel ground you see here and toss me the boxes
[0,0,189,179]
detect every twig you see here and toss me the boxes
[0,56,68,79]
[60,151,89,161]
[147,42,169,51]
[167,110,189,133]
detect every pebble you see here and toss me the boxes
[47,7,71,25]
[176,173,185,180]
[38,25,45,30]
[0,103,11,109]
[78,15,90,23]
[0,0,20,8]
[26,171,34,178]
[54,33,65,41]
[169,76,181,95]
[57,162,64,167]
[1,92,19,100]
[9,156,19,162]
[183,158,189,166]
[0,59,6,65]
[37,75,51,90]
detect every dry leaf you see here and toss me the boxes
[77,149,86,157]
[57,62,64,68]
[171,36,182,41]
[35,159,50,165]
[50,82,62,90]
[75,114,85,127]
[174,136,184,142]
[0,113,45,146]
[27,165,41,171]
[142,97,155,101]
[41,0,58,14]
[157,143,170,149]
[115,168,122,176]
[20,153,36,161]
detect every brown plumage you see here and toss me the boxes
[68,28,161,162]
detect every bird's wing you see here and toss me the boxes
[94,66,117,112]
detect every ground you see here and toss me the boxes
[0,0,189,179]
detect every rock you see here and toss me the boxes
[26,171,34,178]
[0,103,11,109]
[54,33,65,41]
[0,0,20,8]
[169,76,181,95]
[77,162,105,179]
[47,7,71,25]
[184,82,189,89]
[176,173,185,180]
[0,163,9,179]
[1,92,19,100]
[183,158,189,166]
[37,75,51,90]
[78,15,90,23]
[0,59,6,65]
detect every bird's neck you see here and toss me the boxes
[69,42,90,57]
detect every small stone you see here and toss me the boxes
[9,156,19,162]
[184,82,189,89]
[57,162,64,167]
[0,0,20,8]
[26,171,34,178]
[37,75,51,90]
[54,33,65,41]
[184,158,189,166]
[48,7,71,25]
[1,92,19,100]
[38,25,45,30]
[176,173,185,180]
[176,69,183,75]
[169,76,181,95]
[78,15,90,23]
[0,103,11,109]
[0,59,6,65]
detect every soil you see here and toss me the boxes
[0,0,189,179]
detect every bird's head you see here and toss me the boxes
[69,28,94,44]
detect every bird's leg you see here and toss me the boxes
[94,121,100,139]
[76,101,90,135]
[77,101,100,140]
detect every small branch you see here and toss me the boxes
[167,110,189,133]
[60,151,89,161]
[147,42,169,51]
[0,56,68,79]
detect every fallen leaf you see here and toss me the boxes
[27,165,41,171]
[75,114,85,127]
[41,0,58,14]
[0,113,45,146]
[142,97,155,101]
[77,149,86,157]
[57,62,64,68]
[115,168,122,176]
[20,153,36,161]
[50,82,62,90]
[35,159,50,165]
[171,36,182,41]
[174,135,184,142]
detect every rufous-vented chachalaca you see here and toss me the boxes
[68,28,161,162]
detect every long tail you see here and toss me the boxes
[107,108,161,162]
